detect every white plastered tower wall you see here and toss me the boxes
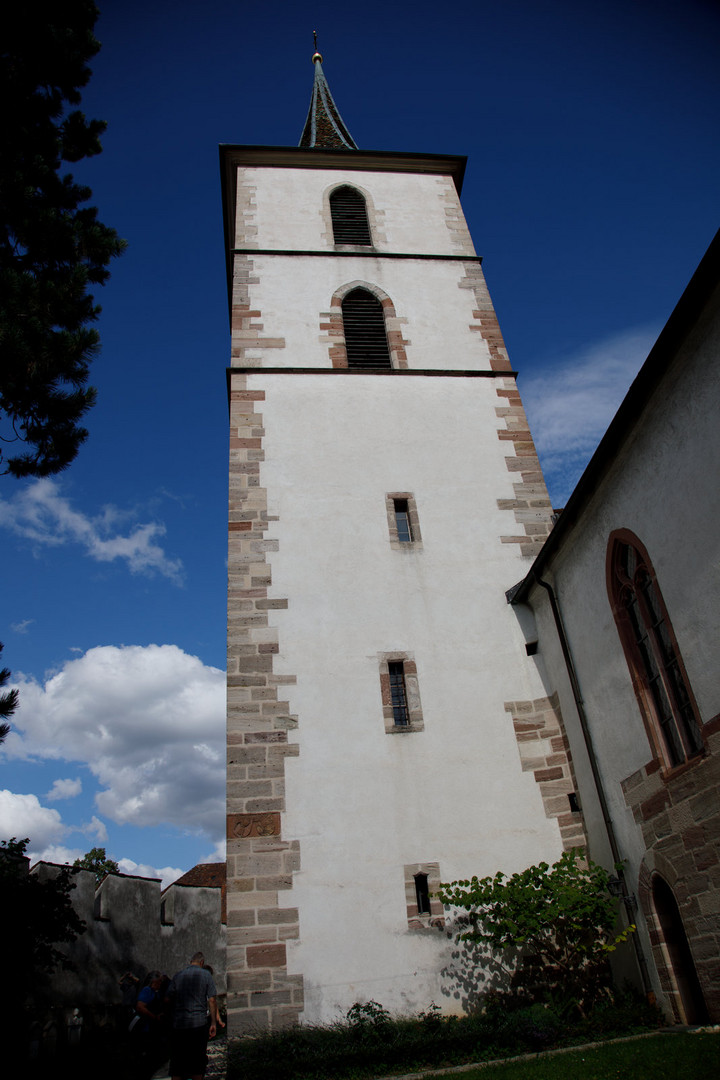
[221,145,585,1033]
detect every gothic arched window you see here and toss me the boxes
[330,186,372,245]
[341,288,391,368]
[608,532,703,769]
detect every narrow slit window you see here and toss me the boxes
[330,186,372,245]
[388,661,410,726]
[341,288,392,368]
[414,873,431,915]
[386,492,421,547]
[394,499,412,542]
[379,653,424,733]
[404,862,444,929]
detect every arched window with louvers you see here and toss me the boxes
[329,185,372,246]
[341,287,392,368]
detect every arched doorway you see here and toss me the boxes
[652,874,708,1023]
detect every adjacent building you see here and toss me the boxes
[509,230,720,1024]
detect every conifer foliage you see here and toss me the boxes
[0,642,19,744]
[0,837,86,1036]
[0,2,125,478]
[1,837,86,975]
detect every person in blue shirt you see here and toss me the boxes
[134,970,169,1078]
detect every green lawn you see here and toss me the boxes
[421,1032,718,1080]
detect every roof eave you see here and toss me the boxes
[508,228,720,606]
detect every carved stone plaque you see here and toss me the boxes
[227,812,281,839]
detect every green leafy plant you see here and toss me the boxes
[346,999,391,1028]
[226,989,662,1080]
[437,849,635,1015]
[73,845,119,884]
[418,1001,444,1030]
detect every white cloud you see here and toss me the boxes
[118,857,186,890]
[201,839,227,864]
[0,789,66,848]
[521,327,656,506]
[46,777,82,802]
[79,815,109,843]
[28,843,85,867]
[11,619,34,634]
[20,846,185,890]
[6,644,225,843]
[0,479,183,582]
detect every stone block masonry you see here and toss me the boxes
[226,371,304,1034]
[623,721,720,1021]
[459,261,512,373]
[495,379,555,557]
[457,259,554,557]
[231,254,285,365]
[439,178,476,256]
[505,693,587,851]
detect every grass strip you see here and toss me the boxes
[416,1031,719,1080]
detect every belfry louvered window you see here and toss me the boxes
[330,186,372,245]
[342,288,391,368]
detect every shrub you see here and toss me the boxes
[437,849,636,1016]
[346,1000,391,1028]
[226,987,661,1080]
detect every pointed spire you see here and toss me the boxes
[298,34,358,150]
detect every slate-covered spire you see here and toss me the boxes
[298,38,358,150]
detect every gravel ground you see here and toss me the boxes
[152,1033,227,1079]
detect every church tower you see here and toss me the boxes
[221,50,583,1034]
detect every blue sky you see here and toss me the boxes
[1,0,718,885]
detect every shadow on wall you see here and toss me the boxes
[440,923,517,1013]
[30,862,226,1020]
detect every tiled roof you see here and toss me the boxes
[298,54,358,150]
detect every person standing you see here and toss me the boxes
[134,970,169,1078]
[167,951,218,1080]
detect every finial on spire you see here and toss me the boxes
[298,37,358,150]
